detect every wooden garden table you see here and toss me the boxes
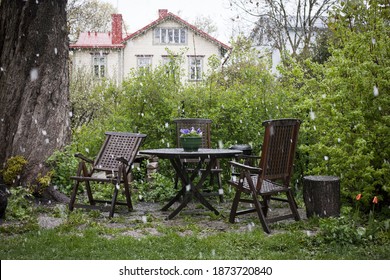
[139,148,242,219]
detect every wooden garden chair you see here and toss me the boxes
[228,119,301,233]
[173,118,224,201]
[69,132,146,218]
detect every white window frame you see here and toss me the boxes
[136,55,153,71]
[188,56,204,81]
[91,53,107,78]
[154,27,187,44]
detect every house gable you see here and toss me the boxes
[123,9,230,54]
[70,9,230,84]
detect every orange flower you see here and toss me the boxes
[356,193,362,200]
[372,196,378,204]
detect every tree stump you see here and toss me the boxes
[303,175,340,218]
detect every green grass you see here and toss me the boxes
[1,226,389,260]
[1,206,389,260]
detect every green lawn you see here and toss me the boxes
[1,202,389,260]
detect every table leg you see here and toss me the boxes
[161,158,189,212]
[193,157,220,215]
[162,157,220,219]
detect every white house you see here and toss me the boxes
[70,9,231,84]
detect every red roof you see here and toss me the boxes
[70,31,124,49]
[123,11,231,51]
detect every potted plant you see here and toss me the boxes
[179,127,203,152]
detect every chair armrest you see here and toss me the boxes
[229,161,261,173]
[74,153,94,164]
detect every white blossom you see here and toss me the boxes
[310,109,316,120]
[373,85,379,96]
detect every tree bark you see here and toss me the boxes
[0,0,70,186]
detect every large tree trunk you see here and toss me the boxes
[0,0,70,187]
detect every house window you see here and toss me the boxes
[136,55,153,71]
[92,53,107,78]
[162,55,179,77]
[154,27,187,44]
[188,56,204,81]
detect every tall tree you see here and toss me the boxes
[193,15,218,38]
[67,0,117,42]
[0,0,71,187]
[229,0,336,57]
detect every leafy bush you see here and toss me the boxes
[134,173,176,203]
[47,146,79,195]
[317,209,389,246]
[277,1,390,210]
[5,186,35,222]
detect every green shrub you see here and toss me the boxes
[134,173,176,202]
[46,147,79,195]
[6,186,35,222]
[277,1,390,210]
[317,211,389,246]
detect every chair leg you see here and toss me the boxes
[229,190,241,223]
[69,163,83,211]
[252,192,271,234]
[69,180,80,211]
[286,190,300,221]
[85,181,95,206]
[123,172,133,212]
[80,162,94,205]
[109,184,119,218]
[262,195,270,217]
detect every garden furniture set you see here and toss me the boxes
[68,118,302,233]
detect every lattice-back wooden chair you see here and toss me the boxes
[228,119,301,233]
[173,118,223,201]
[69,132,146,218]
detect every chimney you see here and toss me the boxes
[111,14,123,44]
[159,9,168,18]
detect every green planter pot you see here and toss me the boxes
[180,136,202,152]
